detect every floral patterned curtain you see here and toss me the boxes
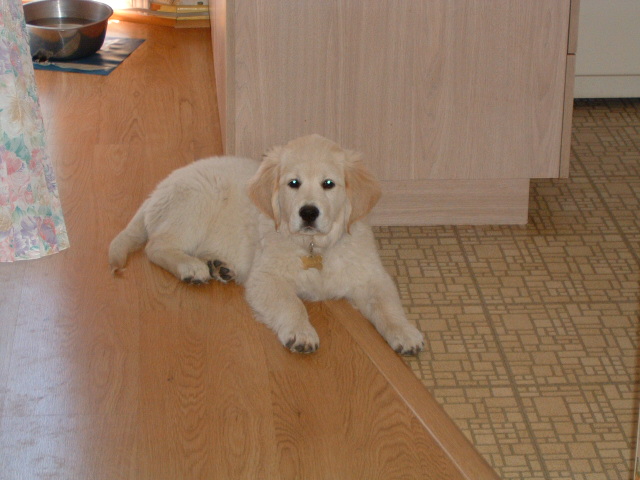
[0,0,69,261]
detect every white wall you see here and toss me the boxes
[574,0,640,98]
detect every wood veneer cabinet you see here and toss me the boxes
[210,0,580,225]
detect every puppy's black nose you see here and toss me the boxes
[299,205,320,224]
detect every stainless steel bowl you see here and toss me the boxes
[24,0,113,61]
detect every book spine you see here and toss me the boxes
[148,0,209,6]
[150,2,209,13]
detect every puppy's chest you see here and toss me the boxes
[295,250,349,300]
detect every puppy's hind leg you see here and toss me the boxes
[206,259,236,284]
[109,202,149,273]
[145,236,211,284]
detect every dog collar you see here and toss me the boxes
[301,240,323,270]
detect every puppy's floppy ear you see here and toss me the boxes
[247,147,283,229]
[344,150,382,230]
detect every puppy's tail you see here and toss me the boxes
[108,204,148,274]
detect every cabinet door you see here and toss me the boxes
[227,0,571,180]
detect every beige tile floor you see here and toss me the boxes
[374,99,639,480]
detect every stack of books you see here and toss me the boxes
[114,0,210,28]
[149,0,209,25]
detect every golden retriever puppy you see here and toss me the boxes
[109,135,424,355]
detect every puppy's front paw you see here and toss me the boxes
[280,326,320,354]
[178,261,211,284]
[385,324,424,356]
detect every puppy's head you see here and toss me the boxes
[248,134,381,236]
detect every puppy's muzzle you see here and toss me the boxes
[299,204,320,228]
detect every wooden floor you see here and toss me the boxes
[0,22,498,479]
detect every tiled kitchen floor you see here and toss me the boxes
[374,99,639,480]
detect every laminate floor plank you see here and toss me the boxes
[260,301,466,480]
[0,261,24,418]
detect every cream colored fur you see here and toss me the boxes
[108,135,424,355]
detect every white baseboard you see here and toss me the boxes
[574,75,640,98]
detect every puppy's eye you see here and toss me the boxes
[322,179,336,190]
[288,179,301,189]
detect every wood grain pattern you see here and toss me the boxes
[371,178,530,225]
[261,302,468,480]
[216,0,570,179]
[0,261,24,418]
[0,22,498,479]
[213,0,574,224]
[210,0,230,147]
[568,0,581,55]
[560,54,577,178]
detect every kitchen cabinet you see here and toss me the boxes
[210,0,579,225]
